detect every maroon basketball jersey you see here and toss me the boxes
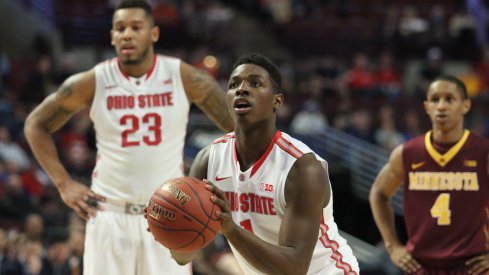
[402,130,489,267]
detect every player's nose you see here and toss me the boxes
[122,28,134,40]
[236,82,250,96]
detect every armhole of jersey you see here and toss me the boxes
[169,58,190,107]
[206,143,215,181]
[89,64,103,120]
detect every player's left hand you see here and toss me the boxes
[466,253,489,274]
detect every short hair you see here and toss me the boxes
[432,75,468,99]
[114,0,153,22]
[232,53,282,93]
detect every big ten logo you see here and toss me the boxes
[259,183,274,192]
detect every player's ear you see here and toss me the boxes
[423,100,429,113]
[273,93,284,112]
[462,98,471,115]
[110,29,115,46]
[151,25,160,43]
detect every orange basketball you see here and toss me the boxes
[146,176,221,253]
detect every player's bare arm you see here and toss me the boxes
[466,150,489,275]
[208,153,328,275]
[466,253,489,274]
[369,144,421,272]
[24,70,106,220]
[180,62,233,132]
[168,145,211,265]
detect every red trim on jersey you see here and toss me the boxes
[145,55,157,80]
[319,216,357,275]
[249,131,282,177]
[276,136,304,159]
[116,58,130,80]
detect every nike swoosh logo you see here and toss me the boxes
[215,176,231,181]
[411,162,425,170]
[105,84,118,89]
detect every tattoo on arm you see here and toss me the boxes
[44,107,74,133]
[201,92,232,130]
[189,69,233,131]
[57,81,75,99]
[43,82,77,132]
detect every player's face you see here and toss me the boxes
[424,80,471,132]
[111,8,159,65]
[226,64,283,127]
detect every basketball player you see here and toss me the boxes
[23,1,233,274]
[369,75,489,274]
[169,53,359,274]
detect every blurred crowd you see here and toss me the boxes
[1,0,489,274]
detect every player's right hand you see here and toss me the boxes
[58,179,106,220]
[388,245,421,273]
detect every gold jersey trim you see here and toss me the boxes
[425,130,470,167]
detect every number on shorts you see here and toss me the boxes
[430,193,451,226]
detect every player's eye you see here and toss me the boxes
[228,82,238,89]
[251,81,262,87]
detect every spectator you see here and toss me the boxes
[290,99,328,135]
[343,53,377,99]
[374,51,402,101]
[0,228,24,274]
[374,105,404,151]
[0,126,30,172]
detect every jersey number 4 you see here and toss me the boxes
[120,113,161,147]
[430,193,451,226]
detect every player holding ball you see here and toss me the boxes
[152,53,359,275]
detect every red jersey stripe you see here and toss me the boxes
[250,131,282,177]
[318,221,357,275]
[145,55,158,80]
[276,136,304,158]
[116,58,130,80]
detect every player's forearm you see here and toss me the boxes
[224,225,309,275]
[24,118,71,189]
[369,191,402,251]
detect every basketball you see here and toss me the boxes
[146,176,221,253]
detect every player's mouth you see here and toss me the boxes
[435,113,448,122]
[121,45,136,55]
[233,99,252,115]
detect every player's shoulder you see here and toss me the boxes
[274,131,308,159]
[211,132,236,145]
[94,57,117,70]
[155,54,181,65]
[402,132,426,151]
[466,130,489,152]
[468,130,489,143]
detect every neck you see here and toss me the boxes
[235,125,277,171]
[431,125,465,144]
[119,51,155,78]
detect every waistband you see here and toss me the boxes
[417,254,480,269]
[101,200,147,215]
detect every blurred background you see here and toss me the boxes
[1,0,489,274]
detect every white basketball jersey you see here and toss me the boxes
[90,55,189,203]
[207,131,359,275]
